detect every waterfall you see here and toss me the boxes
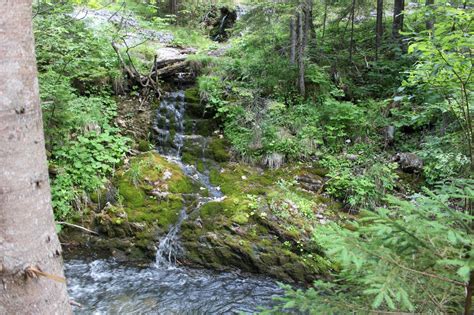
[153,90,224,268]
[154,91,186,158]
[154,207,186,268]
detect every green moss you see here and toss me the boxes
[200,201,225,218]
[207,138,231,162]
[184,87,200,104]
[196,159,205,173]
[118,179,145,208]
[182,151,198,166]
[137,140,151,152]
[231,212,249,224]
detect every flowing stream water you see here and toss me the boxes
[64,90,284,314]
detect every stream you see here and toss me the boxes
[64,90,285,314]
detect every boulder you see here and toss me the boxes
[392,152,423,173]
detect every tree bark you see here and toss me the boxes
[303,0,316,52]
[375,0,384,60]
[425,0,434,30]
[290,17,297,64]
[349,0,356,62]
[297,10,306,97]
[465,271,474,315]
[169,0,178,15]
[392,0,404,39]
[322,0,329,44]
[0,1,71,314]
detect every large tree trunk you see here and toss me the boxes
[0,1,71,314]
[375,0,384,60]
[392,0,404,39]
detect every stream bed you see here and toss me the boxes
[64,90,286,314]
[64,259,284,314]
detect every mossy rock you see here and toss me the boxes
[184,119,216,137]
[207,138,231,162]
[117,179,146,208]
[114,152,199,228]
[137,139,152,152]
[184,87,200,104]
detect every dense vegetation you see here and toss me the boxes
[34,0,472,313]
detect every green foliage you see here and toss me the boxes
[54,130,129,190]
[321,155,399,208]
[268,180,316,219]
[35,11,130,220]
[403,3,473,167]
[270,180,474,314]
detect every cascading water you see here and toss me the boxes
[153,90,224,268]
[64,89,284,314]
[154,207,187,268]
[154,91,186,157]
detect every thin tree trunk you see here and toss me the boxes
[349,0,356,63]
[322,0,329,44]
[465,271,474,315]
[170,0,177,15]
[0,1,71,314]
[297,10,306,97]
[304,0,316,52]
[392,0,404,40]
[290,17,297,64]
[425,0,434,30]
[375,0,384,60]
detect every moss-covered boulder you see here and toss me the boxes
[62,152,201,262]
[179,162,339,284]
[184,87,213,118]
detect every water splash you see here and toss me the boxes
[154,207,187,268]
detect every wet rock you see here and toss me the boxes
[210,7,237,42]
[392,152,423,173]
[296,173,324,192]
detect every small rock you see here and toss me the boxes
[162,170,173,180]
[392,152,423,173]
[345,154,358,161]
[296,174,323,192]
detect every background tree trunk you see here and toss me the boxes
[392,0,404,39]
[349,0,356,62]
[322,0,329,44]
[0,1,71,314]
[375,0,384,60]
[297,11,306,97]
[425,0,434,30]
[290,17,297,64]
[169,0,178,15]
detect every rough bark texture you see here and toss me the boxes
[290,17,296,64]
[322,0,328,43]
[392,0,405,39]
[0,1,72,314]
[169,0,178,15]
[297,11,306,97]
[425,0,434,30]
[349,0,356,62]
[375,0,384,60]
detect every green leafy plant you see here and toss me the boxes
[269,179,474,314]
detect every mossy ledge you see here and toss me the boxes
[179,162,340,284]
[61,152,200,261]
